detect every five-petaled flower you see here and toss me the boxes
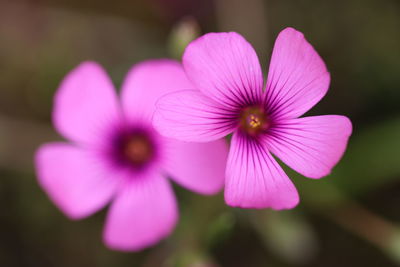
[35,60,228,251]
[154,27,353,209]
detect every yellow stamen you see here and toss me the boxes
[239,106,270,135]
[249,115,261,128]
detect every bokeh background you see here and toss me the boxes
[0,0,399,266]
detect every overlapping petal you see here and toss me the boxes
[265,115,352,179]
[35,143,120,219]
[121,60,193,123]
[265,27,330,119]
[183,32,264,108]
[53,62,121,147]
[153,90,236,142]
[163,138,228,194]
[224,132,299,209]
[103,170,177,251]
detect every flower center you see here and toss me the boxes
[239,106,269,135]
[122,135,153,166]
[114,131,155,169]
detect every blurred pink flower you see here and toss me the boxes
[154,28,352,209]
[35,60,228,251]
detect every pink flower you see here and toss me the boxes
[35,60,228,251]
[154,28,352,209]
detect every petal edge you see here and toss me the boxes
[153,90,236,142]
[53,61,121,147]
[103,171,178,251]
[163,137,228,195]
[35,143,119,219]
[183,32,264,108]
[224,132,299,210]
[265,27,330,119]
[265,115,352,179]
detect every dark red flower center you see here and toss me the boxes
[113,130,155,169]
[122,135,153,166]
[239,106,269,135]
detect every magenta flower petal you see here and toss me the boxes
[103,171,178,251]
[265,27,330,120]
[53,62,121,147]
[163,138,228,194]
[121,59,193,123]
[35,143,119,219]
[183,32,264,108]
[153,90,236,142]
[224,132,299,209]
[265,115,352,179]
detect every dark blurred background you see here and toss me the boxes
[0,0,399,266]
